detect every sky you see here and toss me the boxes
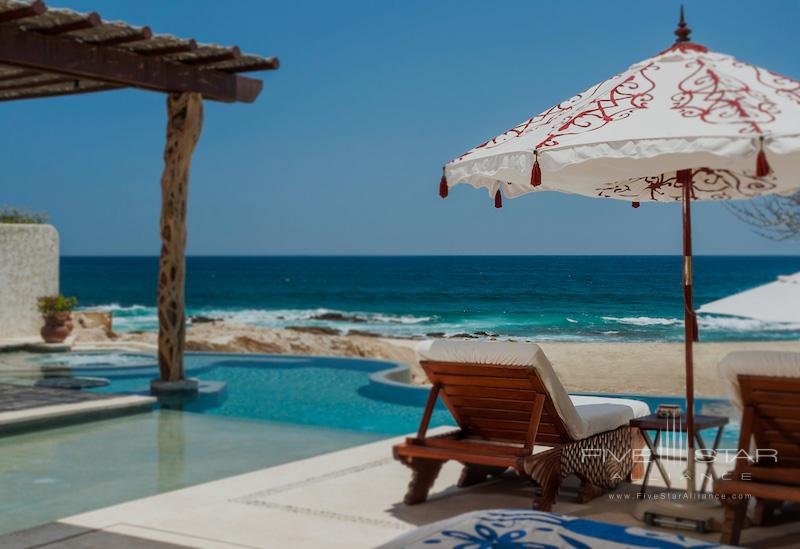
[3,0,800,256]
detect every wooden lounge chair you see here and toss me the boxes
[714,351,800,545]
[393,340,650,510]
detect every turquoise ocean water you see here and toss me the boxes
[62,256,800,341]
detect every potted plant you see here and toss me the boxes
[0,206,47,224]
[37,295,78,343]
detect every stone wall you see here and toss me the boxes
[0,224,59,339]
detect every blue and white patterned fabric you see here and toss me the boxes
[378,509,735,549]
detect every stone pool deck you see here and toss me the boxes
[0,337,74,353]
[3,430,796,549]
[0,383,156,434]
[0,383,112,412]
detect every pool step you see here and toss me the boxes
[0,391,156,435]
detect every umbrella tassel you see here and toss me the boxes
[531,151,542,187]
[439,173,449,198]
[494,190,503,208]
[756,137,771,177]
[632,202,640,208]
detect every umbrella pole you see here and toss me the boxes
[680,169,697,497]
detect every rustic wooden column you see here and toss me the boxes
[157,92,203,383]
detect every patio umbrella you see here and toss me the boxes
[699,272,800,324]
[438,8,800,496]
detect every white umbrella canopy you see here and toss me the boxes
[439,9,800,500]
[441,16,800,206]
[699,272,800,324]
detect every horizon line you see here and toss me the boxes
[59,253,800,258]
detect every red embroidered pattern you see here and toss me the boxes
[453,63,657,161]
[753,67,800,106]
[453,82,605,161]
[596,168,777,201]
[671,58,779,134]
[534,63,658,149]
[656,42,709,56]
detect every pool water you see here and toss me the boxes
[28,353,737,441]
[56,352,738,446]
[0,409,381,535]
[0,351,739,535]
[38,353,457,435]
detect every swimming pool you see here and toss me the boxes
[29,352,457,435]
[0,351,738,535]
[0,409,382,535]
[26,352,738,442]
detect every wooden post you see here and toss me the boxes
[157,92,203,382]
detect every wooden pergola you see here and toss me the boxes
[0,0,278,387]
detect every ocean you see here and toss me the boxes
[62,256,800,342]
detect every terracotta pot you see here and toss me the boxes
[41,312,73,343]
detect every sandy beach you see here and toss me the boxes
[74,319,799,398]
[538,339,800,397]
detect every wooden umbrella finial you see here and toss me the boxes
[674,5,691,43]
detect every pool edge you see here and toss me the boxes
[0,395,157,436]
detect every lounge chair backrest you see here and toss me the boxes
[417,340,584,443]
[737,374,800,469]
[719,351,800,473]
[719,351,800,411]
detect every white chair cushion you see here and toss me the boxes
[570,395,651,438]
[416,340,649,440]
[719,350,800,411]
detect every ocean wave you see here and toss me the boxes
[81,303,152,314]
[84,304,434,334]
[81,303,158,332]
[370,313,433,325]
[602,316,682,327]
[196,308,434,327]
[602,314,800,333]
[81,303,800,340]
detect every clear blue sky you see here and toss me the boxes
[3,0,800,255]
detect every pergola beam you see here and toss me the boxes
[0,0,47,23]
[220,58,280,72]
[38,11,101,35]
[0,24,262,102]
[181,47,240,66]
[138,40,197,57]
[0,69,38,82]
[0,75,69,92]
[89,26,153,46]
[0,81,116,101]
